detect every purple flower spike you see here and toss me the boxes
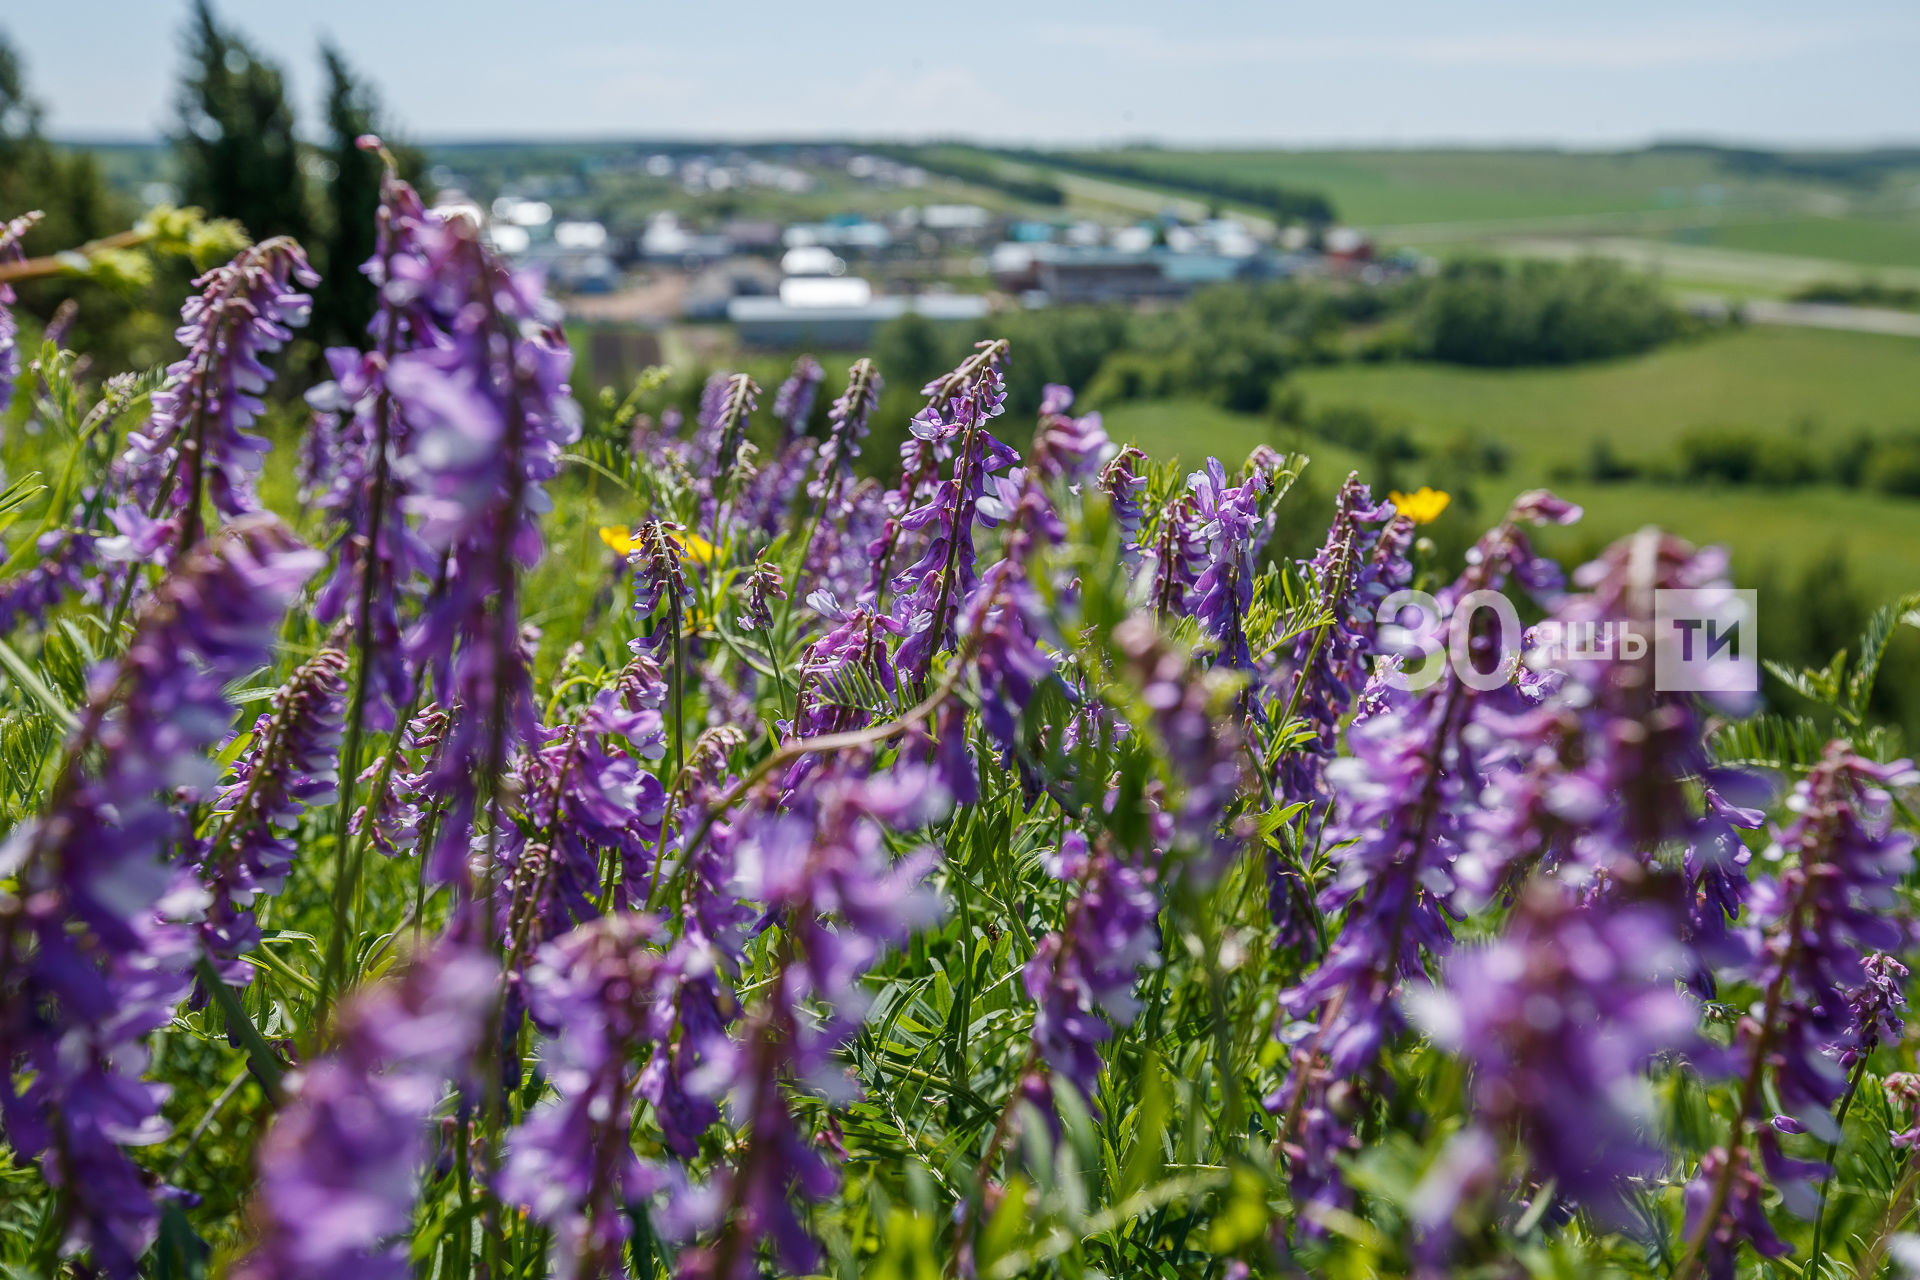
[234,946,497,1280]
[500,914,674,1280]
[0,515,320,1277]
[1411,884,1697,1222]
[1275,473,1409,808]
[1184,457,1270,670]
[122,238,318,546]
[888,341,1014,682]
[1030,384,1113,484]
[1679,745,1917,1276]
[304,171,464,728]
[0,212,35,414]
[1095,445,1148,563]
[382,215,581,896]
[810,358,882,506]
[772,353,824,440]
[196,646,349,983]
[1023,832,1162,1099]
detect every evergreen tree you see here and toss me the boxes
[173,0,310,246]
[312,43,423,350]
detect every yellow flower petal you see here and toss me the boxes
[672,532,717,565]
[1388,486,1451,525]
[600,526,717,564]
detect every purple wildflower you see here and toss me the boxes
[957,470,1064,782]
[1144,485,1206,623]
[0,211,42,414]
[499,913,673,1280]
[1274,473,1408,806]
[385,218,581,892]
[0,527,100,635]
[1411,883,1698,1220]
[1029,384,1112,484]
[772,353,824,440]
[739,558,786,633]
[1684,1146,1790,1280]
[0,516,320,1276]
[122,239,318,548]
[680,767,942,1279]
[809,358,881,505]
[1269,492,1580,1218]
[1023,832,1162,1099]
[351,703,448,858]
[1677,744,1917,1276]
[1095,445,1148,563]
[233,946,497,1280]
[888,341,1014,682]
[1112,615,1247,866]
[496,691,669,973]
[1184,457,1270,670]
[1842,953,1908,1067]
[304,171,455,728]
[196,646,349,983]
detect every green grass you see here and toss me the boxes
[1691,217,1920,270]
[1097,326,1920,598]
[1291,326,1920,475]
[1037,149,1920,281]
[1055,148,1811,228]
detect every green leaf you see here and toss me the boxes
[196,957,285,1100]
[0,636,77,731]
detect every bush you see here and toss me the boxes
[1865,435,1920,496]
[1586,437,1641,482]
[1417,256,1688,367]
[1677,427,1757,484]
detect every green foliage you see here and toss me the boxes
[173,1,311,247]
[869,144,1065,206]
[996,146,1337,225]
[1792,278,1920,311]
[0,29,159,368]
[1417,256,1689,367]
[310,44,426,350]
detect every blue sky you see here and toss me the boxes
[8,1,1919,146]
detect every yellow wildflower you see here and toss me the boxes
[597,525,718,564]
[673,532,718,565]
[1388,486,1451,525]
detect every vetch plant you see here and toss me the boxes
[0,180,1918,1280]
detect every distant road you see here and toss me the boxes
[1682,295,1920,338]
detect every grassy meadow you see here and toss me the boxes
[1098,325,1920,598]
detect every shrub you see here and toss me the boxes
[1418,256,1688,366]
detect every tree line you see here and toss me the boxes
[0,0,423,365]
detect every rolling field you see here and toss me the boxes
[1098,326,1920,597]
[1693,216,1920,270]
[1049,147,1882,229]
[1029,147,1920,298]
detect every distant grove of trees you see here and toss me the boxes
[838,257,1692,466]
[867,145,1065,206]
[992,148,1338,227]
[0,1,423,367]
[1416,256,1689,367]
[1650,140,1920,188]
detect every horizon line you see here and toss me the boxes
[45,133,1920,155]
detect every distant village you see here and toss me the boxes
[426,147,1425,350]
